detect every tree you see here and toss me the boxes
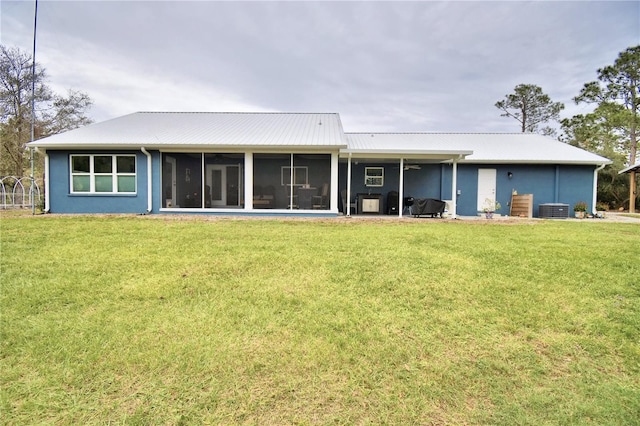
[560,114,629,209]
[495,84,564,136]
[574,45,639,212]
[1,45,93,177]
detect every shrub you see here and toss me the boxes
[573,201,588,212]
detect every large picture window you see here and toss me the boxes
[70,155,136,194]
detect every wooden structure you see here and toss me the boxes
[510,194,533,218]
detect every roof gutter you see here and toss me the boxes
[460,159,613,165]
[141,147,152,214]
[341,149,473,159]
[28,143,347,152]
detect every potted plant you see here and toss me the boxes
[596,202,608,218]
[482,198,501,219]
[573,201,587,219]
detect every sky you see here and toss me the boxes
[1,0,639,133]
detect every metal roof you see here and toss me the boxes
[29,112,347,150]
[28,112,611,165]
[344,133,611,165]
[619,162,640,174]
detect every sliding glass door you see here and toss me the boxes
[253,153,331,210]
[161,153,243,209]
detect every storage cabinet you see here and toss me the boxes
[358,193,384,214]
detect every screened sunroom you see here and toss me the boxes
[160,152,334,212]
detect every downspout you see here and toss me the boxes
[141,147,152,214]
[35,148,50,213]
[554,166,560,203]
[592,163,606,215]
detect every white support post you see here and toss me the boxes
[451,158,458,219]
[289,154,294,209]
[398,158,404,217]
[330,152,339,212]
[201,153,206,209]
[141,147,152,213]
[245,152,253,209]
[346,154,353,217]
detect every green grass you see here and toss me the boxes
[1,215,639,425]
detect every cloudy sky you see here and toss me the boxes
[2,0,638,133]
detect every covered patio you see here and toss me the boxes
[340,133,472,219]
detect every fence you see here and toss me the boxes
[0,176,42,209]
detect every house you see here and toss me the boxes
[27,112,611,218]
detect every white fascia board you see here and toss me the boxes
[340,149,473,159]
[459,159,613,166]
[619,163,640,174]
[27,143,149,150]
[27,143,345,152]
[157,145,344,153]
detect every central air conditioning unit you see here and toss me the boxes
[538,203,570,219]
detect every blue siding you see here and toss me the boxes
[442,164,596,216]
[48,150,149,214]
[338,161,596,217]
[453,166,479,215]
[404,165,442,199]
[557,166,596,212]
[48,149,596,217]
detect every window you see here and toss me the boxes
[365,167,384,187]
[281,166,308,186]
[71,155,136,194]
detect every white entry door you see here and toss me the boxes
[477,168,496,211]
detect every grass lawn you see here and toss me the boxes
[1,215,639,425]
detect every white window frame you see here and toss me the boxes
[365,167,384,187]
[70,154,137,194]
[280,166,308,186]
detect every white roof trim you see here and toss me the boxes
[619,162,640,174]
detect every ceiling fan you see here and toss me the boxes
[404,164,421,171]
